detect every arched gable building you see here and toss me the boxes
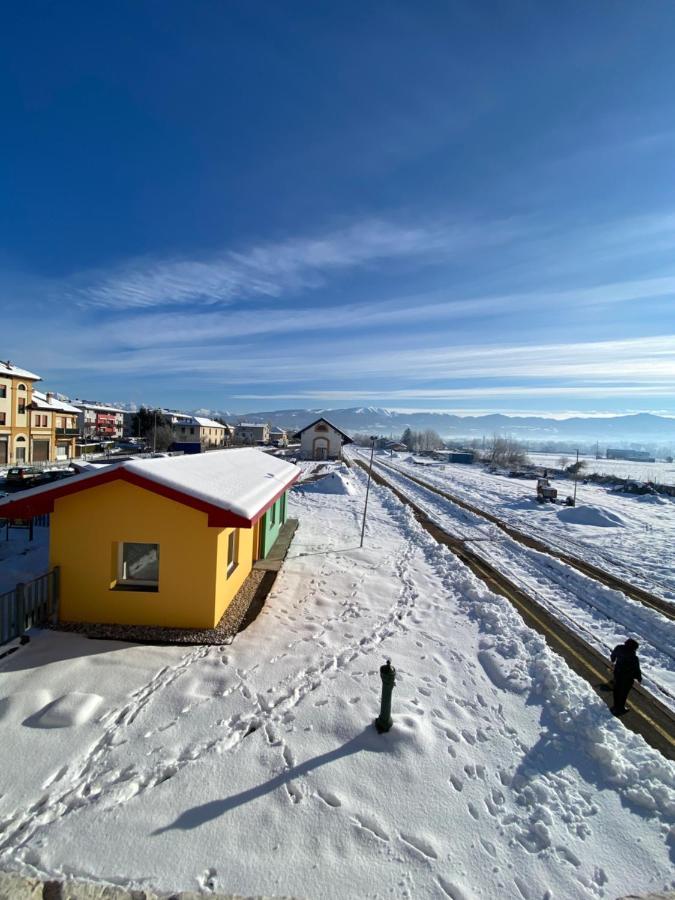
[294,417,353,461]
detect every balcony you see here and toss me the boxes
[55,428,79,437]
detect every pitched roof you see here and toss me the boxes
[0,448,299,528]
[293,417,354,443]
[0,360,41,381]
[31,390,80,414]
[191,416,225,429]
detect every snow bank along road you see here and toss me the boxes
[0,462,674,899]
[351,451,675,758]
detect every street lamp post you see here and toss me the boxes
[360,435,377,548]
[573,448,579,506]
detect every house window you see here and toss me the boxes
[0,385,6,398]
[226,529,239,577]
[17,383,26,391]
[117,542,160,589]
[18,399,26,414]
[0,413,5,425]
[270,501,276,525]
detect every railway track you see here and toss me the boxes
[353,455,675,759]
[364,453,674,621]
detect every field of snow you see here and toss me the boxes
[526,452,675,487]
[0,464,673,898]
[371,452,675,603]
[357,455,675,711]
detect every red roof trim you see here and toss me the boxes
[0,465,299,528]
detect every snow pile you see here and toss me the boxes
[557,505,625,528]
[298,471,356,495]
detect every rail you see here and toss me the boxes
[353,456,675,758]
[0,567,60,647]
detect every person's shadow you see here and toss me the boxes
[152,724,400,835]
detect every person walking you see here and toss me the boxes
[610,638,642,715]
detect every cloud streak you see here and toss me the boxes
[64,218,513,310]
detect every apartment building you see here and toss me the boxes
[73,401,125,440]
[0,360,41,465]
[172,416,228,449]
[29,390,80,461]
[234,422,270,445]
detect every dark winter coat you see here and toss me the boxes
[610,644,642,684]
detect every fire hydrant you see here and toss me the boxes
[375,659,396,733]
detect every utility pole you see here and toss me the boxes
[360,435,377,548]
[573,448,579,506]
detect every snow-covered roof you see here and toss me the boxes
[0,448,299,527]
[72,401,125,414]
[0,360,41,381]
[31,390,80,414]
[293,417,354,442]
[270,427,287,434]
[191,417,225,429]
[236,422,268,428]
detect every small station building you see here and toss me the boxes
[294,417,353,461]
[0,449,299,629]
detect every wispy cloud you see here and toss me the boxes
[63,218,514,310]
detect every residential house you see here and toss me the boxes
[294,417,353,460]
[0,449,299,629]
[0,360,41,465]
[73,401,125,441]
[172,416,228,449]
[270,427,288,447]
[235,422,270,445]
[29,391,80,462]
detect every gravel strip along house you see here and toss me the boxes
[0,449,299,629]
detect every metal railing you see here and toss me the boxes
[0,567,60,647]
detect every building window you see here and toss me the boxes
[0,385,6,398]
[226,529,239,577]
[270,501,276,525]
[116,542,160,589]
[18,399,26,414]
[0,413,5,425]
[17,383,26,391]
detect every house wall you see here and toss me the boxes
[213,524,255,624]
[0,376,36,464]
[300,423,343,460]
[259,492,287,557]
[49,480,255,628]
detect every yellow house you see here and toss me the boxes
[0,449,299,629]
[29,390,80,462]
[0,360,41,466]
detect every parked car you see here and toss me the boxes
[6,467,42,484]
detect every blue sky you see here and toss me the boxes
[2,1,675,417]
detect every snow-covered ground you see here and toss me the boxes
[0,464,673,899]
[370,451,675,603]
[355,454,675,711]
[525,452,675,487]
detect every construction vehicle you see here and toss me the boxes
[536,476,557,503]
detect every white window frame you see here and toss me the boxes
[117,542,160,587]
[226,529,239,577]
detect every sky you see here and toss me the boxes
[2,1,675,418]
